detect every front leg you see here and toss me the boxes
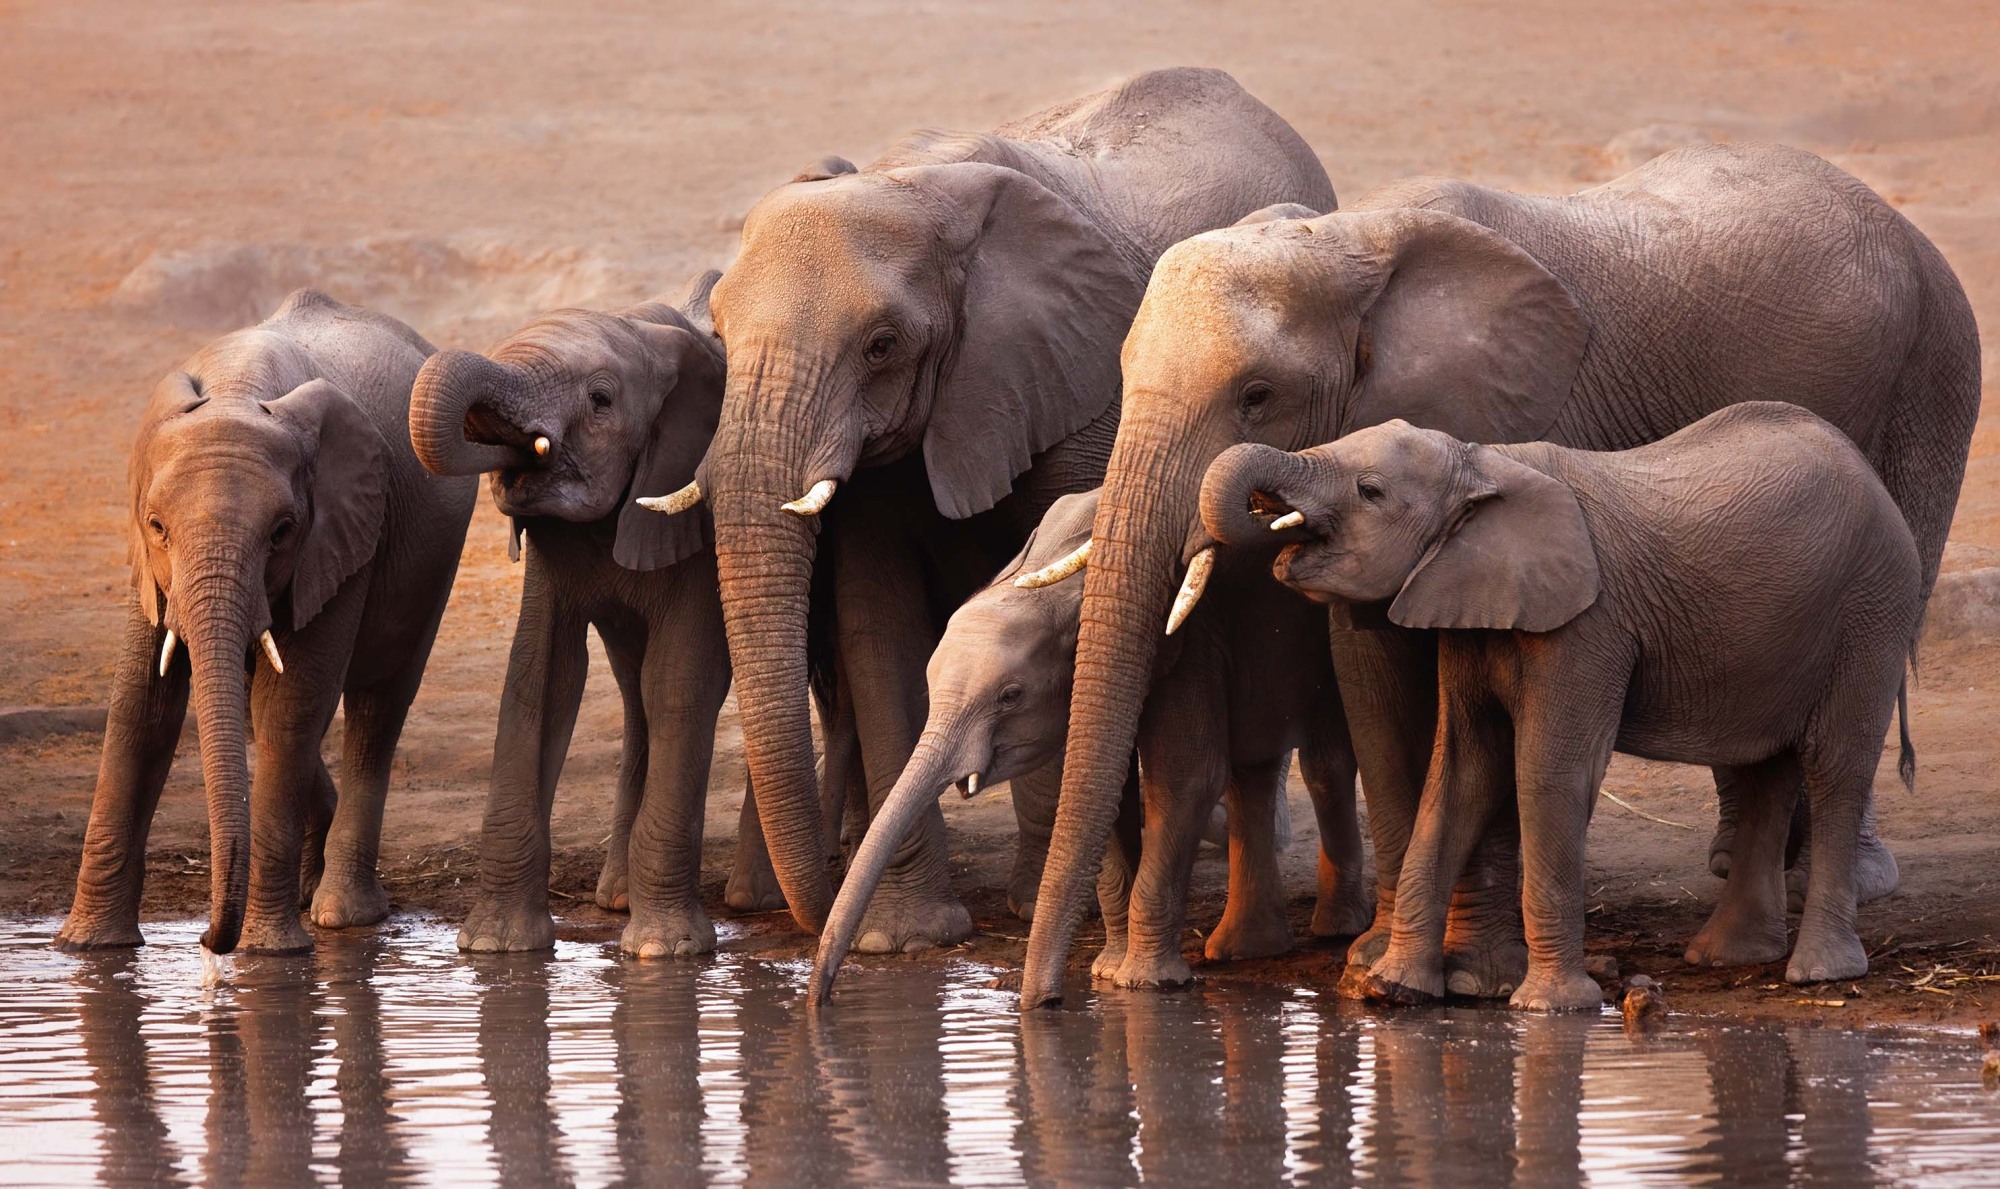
[1115,676,1228,989]
[1300,698,1371,939]
[1089,760,1141,982]
[1204,756,1296,963]
[57,602,190,949]
[595,626,649,912]
[1007,763,1061,922]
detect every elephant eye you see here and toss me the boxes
[1240,381,1274,415]
[588,383,614,411]
[863,331,897,365]
[147,515,167,542]
[271,517,296,545]
[1358,477,1385,503]
[997,684,1025,711]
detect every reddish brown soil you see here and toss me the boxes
[2,0,1997,1027]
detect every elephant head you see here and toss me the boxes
[643,160,1143,931]
[130,352,389,954]
[1198,428,1599,630]
[407,271,725,569]
[1022,204,1593,1006]
[808,491,1096,1002]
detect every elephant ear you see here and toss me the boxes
[1341,208,1589,445]
[791,155,858,183]
[266,378,389,627]
[893,162,1145,521]
[1389,445,1599,633]
[129,370,209,625]
[1235,202,1322,226]
[615,319,724,571]
[673,269,722,336]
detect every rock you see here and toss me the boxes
[1925,568,2000,646]
[1621,974,1665,1028]
[1586,954,1620,981]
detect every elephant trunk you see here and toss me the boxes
[1021,401,1229,1008]
[408,349,538,476]
[1199,443,1315,546]
[810,708,983,1005]
[175,547,261,955]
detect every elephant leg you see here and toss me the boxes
[596,627,650,913]
[310,666,420,930]
[1506,687,1616,1013]
[58,603,190,949]
[1707,764,1743,878]
[835,535,969,955]
[1205,755,1296,963]
[460,565,589,953]
[1090,760,1142,981]
[724,777,787,912]
[1116,683,1229,989]
[1786,691,1884,984]
[1685,755,1796,968]
[1786,787,1899,911]
[1301,699,1371,938]
[1008,763,1061,922]
[241,645,349,954]
[297,759,337,909]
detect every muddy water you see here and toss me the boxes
[3,921,1998,1187]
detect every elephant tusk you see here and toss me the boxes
[781,479,837,517]
[158,629,178,678]
[636,480,703,516]
[1164,547,1216,636]
[259,630,285,675]
[1269,510,1305,531]
[961,772,983,799]
[533,435,551,458]
[1015,539,1092,588]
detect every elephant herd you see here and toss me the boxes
[57,68,1981,1013]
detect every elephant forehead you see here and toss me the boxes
[494,315,624,377]
[730,179,940,292]
[1333,421,1457,474]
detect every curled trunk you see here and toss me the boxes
[408,350,537,476]
[177,566,257,955]
[1199,443,1313,546]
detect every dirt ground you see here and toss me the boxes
[3,0,1997,1027]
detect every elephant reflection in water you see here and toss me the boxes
[472,957,576,1187]
[1692,1025,1879,1182]
[72,954,184,1187]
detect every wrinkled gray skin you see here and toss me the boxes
[1024,141,1981,1009]
[811,489,1366,1003]
[1203,404,1923,1008]
[409,273,840,956]
[651,68,1338,951]
[58,290,475,955]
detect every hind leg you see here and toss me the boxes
[298,760,337,908]
[1685,755,1795,967]
[1302,701,1372,939]
[1008,763,1060,922]
[1205,756,1295,963]
[596,631,649,913]
[1786,790,1899,911]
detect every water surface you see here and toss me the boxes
[2,919,1996,1186]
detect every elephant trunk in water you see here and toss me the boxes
[1020,401,1230,1008]
[810,707,984,1005]
[407,350,540,476]
[174,538,261,955]
[1198,444,1320,547]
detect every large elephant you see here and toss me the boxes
[641,67,1338,947]
[57,289,476,956]
[810,489,1363,1003]
[1021,141,1981,1008]
[1200,404,1922,1007]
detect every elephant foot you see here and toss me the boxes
[621,905,716,959]
[595,856,629,912]
[1684,906,1789,969]
[1508,964,1605,1012]
[851,884,972,955]
[237,913,314,956]
[1787,836,1898,913]
[1312,856,1375,938]
[1442,906,1528,998]
[1007,858,1044,923]
[723,852,787,914]
[1363,946,1445,1005]
[1112,948,1194,989]
[1785,928,1867,985]
[1204,905,1294,963]
[53,913,144,950]
[1090,938,1129,982]
[1344,922,1391,970]
[1708,822,1735,880]
[310,874,390,930]
[458,897,556,953]
[299,857,325,910]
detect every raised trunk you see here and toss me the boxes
[1020,402,1227,1007]
[408,350,537,476]
[809,711,975,1004]
[177,563,257,955]
[1199,443,1311,546]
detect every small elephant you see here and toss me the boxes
[58,289,476,955]
[1200,402,1921,1009]
[811,490,1365,1003]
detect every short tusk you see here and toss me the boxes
[533,435,551,458]
[1269,510,1305,531]
[636,480,703,516]
[961,772,983,799]
[781,479,837,517]
[1164,547,1216,636]
[1014,539,1092,588]
[158,629,178,678]
[259,630,285,675]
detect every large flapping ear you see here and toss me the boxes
[1389,445,1599,633]
[129,370,209,624]
[1234,202,1322,226]
[891,162,1145,521]
[790,155,858,184]
[614,314,724,571]
[266,378,389,626]
[1339,207,1589,444]
[673,269,723,336]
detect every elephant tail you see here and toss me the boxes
[1896,675,1916,796]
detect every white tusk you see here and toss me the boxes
[533,435,551,458]
[961,772,983,799]
[636,480,703,516]
[158,629,178,678]
[259,630,285,675]
[1269,510,1305,531]
[1164,547,1216,636]
[1014,539,1093,588]
[781,479,837,517]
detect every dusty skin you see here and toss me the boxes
[2,1,1997,1026]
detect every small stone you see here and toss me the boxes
[1586,954,1620,981]
[1983,1051,2000,1091]
[1621,975,1665,1028]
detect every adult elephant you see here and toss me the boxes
[1021,142,1981,1008]
[643,67,1337,946]
[58,289,476,956]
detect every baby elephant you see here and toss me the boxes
[1201,402,1920,1009]
[811,489,1366,1004]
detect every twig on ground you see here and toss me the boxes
[1601,790,1693,829]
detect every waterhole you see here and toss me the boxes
[2,920,1996,1186]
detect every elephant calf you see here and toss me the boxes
[1201,402,1921,1009]
[812,490,1366,1003]
[59,289,476,955]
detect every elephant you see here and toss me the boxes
[407,271,816,957]
[1199,402,1922,1007]
[56,289,476,956]
[1021,140,1981,1009]
[809,489,1365,1003]
[638,67,1338,951]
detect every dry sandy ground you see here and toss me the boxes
[2,0,1998,1026]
